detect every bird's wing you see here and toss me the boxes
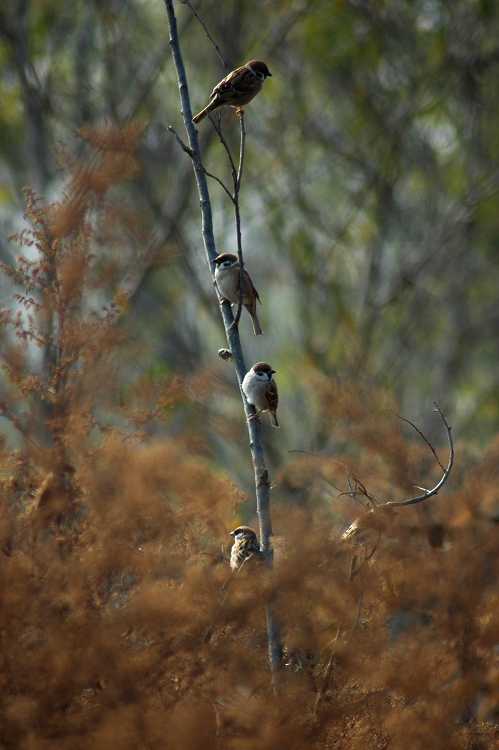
[266,380,279,412]
[210,66,258,104]
[247,538,261,554]
[243,269,261,304]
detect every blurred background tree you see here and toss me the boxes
[1,0,498,474]
[1,1,499,746]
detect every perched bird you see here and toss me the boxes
[340,503,397,579]
[31,464,75,540]
[192,60,272,124]
[229,525,261,571]
[242,362,279,427]
[218,348,233,362]
[341,503,397,548]
[284,647,318,692]
[213,253,263,336]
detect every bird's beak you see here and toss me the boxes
[229,531,235,536]
[267,72,273,77]
[270,369,276,375]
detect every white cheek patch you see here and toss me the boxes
[248,66,264,82]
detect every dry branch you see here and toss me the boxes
[162,0,282,688]
[387,402,453,508]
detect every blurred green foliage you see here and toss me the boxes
[0,0,498,484]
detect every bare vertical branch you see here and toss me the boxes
[208,114,246,330]
[236,113,246,192]
[162,0,282,687]
[232,115,246,331]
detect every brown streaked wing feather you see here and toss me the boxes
[210,66,258,104]
[231,73,261,99]
[209,66,244,101]
[242,270,261,305]
[247,537,260,554]
[266,380,279,412]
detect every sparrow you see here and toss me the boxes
[284,647,318,692]
[213,253,263,336]
[340,503,397,579]
[242,362,279,427]
[341,503,397,547]
[229,525,261,571]
[192,60,272,124]
[218,348,233,362]
[31,464,75,540]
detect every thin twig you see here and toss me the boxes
[232,190,245,331]
[167,126,234,199]
[212,118,238,176]
[236,112,246,192]
[387,403,453,508]
[289,449,358,501]
[290,403,454,511]
[193,78,248,332]
[388,406,445,471]
[203,169,234,201]
[209,113,247,333]
[318,473,345,495]
[233,114,246,329]
[166,125,197,158]
[180,0,228,68]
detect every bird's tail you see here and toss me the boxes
[192,102,216,124]
[251,311,263,336]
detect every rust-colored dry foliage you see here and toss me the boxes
[1,130,499,749]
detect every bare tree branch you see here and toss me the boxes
[387,403,454,508]
[291,404,454,514]
[163,0,282,690]
[208,114,247,330]
[388,406,445,472]
[236,111,246,193]
[233,114,246,329]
